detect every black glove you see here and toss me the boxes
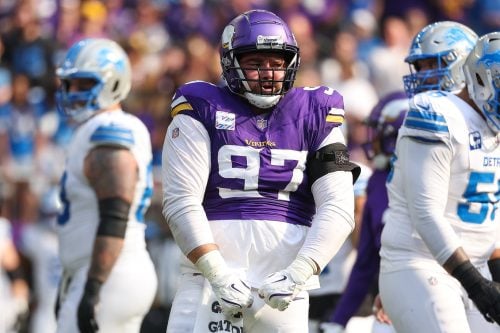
[77,278,102,333]
[488,258,500,283]
[452,260,500,324]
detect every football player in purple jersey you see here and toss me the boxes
[161,9,360,333]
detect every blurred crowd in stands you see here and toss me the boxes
[0,0,498,332]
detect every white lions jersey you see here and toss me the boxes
[381,91,500,272]
[56,110,153,271]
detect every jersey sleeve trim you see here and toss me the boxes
[404,108,449,134]
[325,107,345,125]
[171,95,193,117]
[90,125,134,148]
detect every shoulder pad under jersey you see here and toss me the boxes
[400,91,468,145]
[170,81,220,118]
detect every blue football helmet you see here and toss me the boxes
[56,38,131,123]
[362,91,409,170]
[464,32,500,135]
[220,10,300,109]
[403,21,478,97]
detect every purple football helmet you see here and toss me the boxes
[220,10,300,109]
[362,91,409,169]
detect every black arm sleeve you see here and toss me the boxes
[96,197,130,238]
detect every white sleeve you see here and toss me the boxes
[294,126,356,271]
[161,114,214,256]
[399,136,462,264]
[299,172,355,271]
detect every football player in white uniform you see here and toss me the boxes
[162,9,360,333]
[379,25,500,333]
[54,38,157,333]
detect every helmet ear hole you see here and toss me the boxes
[112,80,119,93]
[475,73,484,87]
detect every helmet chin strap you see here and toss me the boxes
[244,92,281,109]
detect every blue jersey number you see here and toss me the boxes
[457,171,499,224]
[56,164,154,225]
[135,162,153,222]
[57,171,70,225]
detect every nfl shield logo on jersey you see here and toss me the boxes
[172,127,179,139]
[256,118,268,130]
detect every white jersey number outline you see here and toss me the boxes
[217,145,308,201]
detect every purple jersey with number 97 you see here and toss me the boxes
[171,81,345,227]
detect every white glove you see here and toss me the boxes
[196,251,254,318]
[319,322,345,333]
[258,255,316,311]
[210,273,254,318]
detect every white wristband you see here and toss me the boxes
[195,250,228,284]
[287,255,316,285]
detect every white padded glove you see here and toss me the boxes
[196,251,254,318]
[319,322,345,333]
[258,255,316,311]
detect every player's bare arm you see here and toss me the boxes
[84,146,138,282]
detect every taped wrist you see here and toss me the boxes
[452,260,484,294]
[488,258,500,282]
[97,197,130,238]
[84,277,103,297]
[286,255,316,285]
[195,250,228,285]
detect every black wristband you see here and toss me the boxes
[451,260,484,292]
[84,277,103,297]
[488,258,500,283]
